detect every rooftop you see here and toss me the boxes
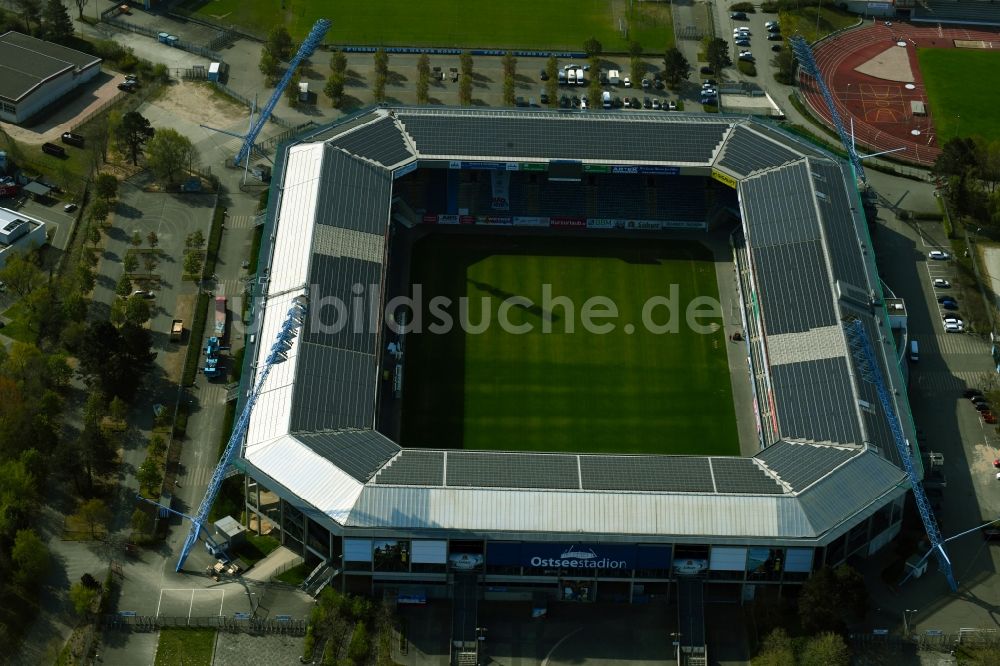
[239,107,912,544]
[0,31,102,103]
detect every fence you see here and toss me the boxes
[851,628,1000,652]
[102,614,307,635]
[209,82,301,130]
[69,91,126,135]
[101,15,226,64]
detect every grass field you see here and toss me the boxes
[185,0,673,52]
[155,628,216,666]
[918,48,1000,143]
[778,6,858,44]
[401,235,738,456]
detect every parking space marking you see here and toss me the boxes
[156,588,226,618]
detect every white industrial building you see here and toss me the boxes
[0,31,102,125]
[0,207,47,268]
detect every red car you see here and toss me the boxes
[983,412,997,424]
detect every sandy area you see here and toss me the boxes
[150,80,248,130]
[0,71,124,145]
[854,44,915,83]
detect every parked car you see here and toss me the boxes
[945,323,965,333]
[984,412,997,424]
[933,278,951,288]
[771,45,783,52]
[736,39,751,47]
[623,77,632,88]
[941,301,959,311]
[739,51,755,61]
[928,250,949,260]
[643,96,652,109]
[652,99,661,110]
[667,100,677,110]
[937,295,956,303]
[131,290,156,299]
[654,79,665,89]
[731,11,748,19]
[964,388,984,398]
[976,402,991,412]
[767,33,783,41]
[540,69,548,81]
[641,77,651,89]
[63,203,77,213]
[623,97,632,108]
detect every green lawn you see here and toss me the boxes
[401,235,738,456]
[155,628,216,666]
[186,0,673,52]
[917,48,1000,143]
[778,6,858,44]
[1,301,37,344]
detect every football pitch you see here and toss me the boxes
[918,48,1000,143]
[185,0,673,52]
[400,235,739,456]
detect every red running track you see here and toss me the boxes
[798,20,1000,166]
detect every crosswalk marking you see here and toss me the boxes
[214,279,251,296]
[224,214,257,229]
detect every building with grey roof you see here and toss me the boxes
[0,31,102,124]
[236,107,918,602]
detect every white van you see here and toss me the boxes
[568,69,577,85]
[909,339,919,362]
[576,68,585,85]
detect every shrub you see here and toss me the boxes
[730,2,756,12]
[173,403,188,439]
[302,625,316,662]
[347,622,370,663]
[761,1,780,11]
[738,60,757,76]
[203,206,225,279]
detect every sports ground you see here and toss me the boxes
[400,234,738,456]
[917,48,1000,142]
[186,0,673,51]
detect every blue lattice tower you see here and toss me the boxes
[234,19,332,167]
[175,295,310,571]
[790,36,867,184]
[843,319,957,592]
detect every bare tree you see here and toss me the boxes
[74,0,89,19]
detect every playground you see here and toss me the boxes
[799,21,1000,166]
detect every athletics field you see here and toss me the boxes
[185,0,673,52]
[400,234,738,456]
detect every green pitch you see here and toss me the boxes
[186,0,673,52]
[400,235,739,456]
[917,48,1000,143]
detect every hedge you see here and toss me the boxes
[203,205,225,279]
[181,292,211,386]
[730,2,756,12]
[738,60,757,76]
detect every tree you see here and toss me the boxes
[330,49,347,76]
[77,498,110,538]
[11,528,49,588]
[459,73,472,106]
[69,582,99,616]
[501,51,517,80]
[630,56,644,90]
[754,628,795,666]
[798,565,868,634]
[286,66,302,107]
[662,47,691,90]
[130,230,141,248]
[545,55,559,107]
[772,45,796,85]
[502,76,515,106]
[123,252,138,273]
[583,36,602,58]
[324,72,345,108]
[75,261,95,293]
[147,127,197,185]
[77,424,116,491]
[109,395,127,422]
[94,173,118,202]
[73,0,89,20]
[628,40,643,57]
[0,252,41,300]
[259,49,278,82]
[373,48,388,103]
[265,25,293,60]
[416,53,430,105]
[589,74,601,111]
[87,225,101,247]
[800,632,849,666]
[130,507,151,534]
[137,458,162,492]
[123,294,150,327]
[145,230,158,248]
[706,37,732,76]
[116,111,154,166]
[77,320,156,400]
[42,0,72,42]
[115,273,132,299]
[16,0,41,35]
[187,230,205,248]
[459,51,473,76]
[142,253,157,273]
[89,198,110,226]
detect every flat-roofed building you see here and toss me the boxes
[0,31,102,124]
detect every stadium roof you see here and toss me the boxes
[240,107,912,546]
[0,31,101,103]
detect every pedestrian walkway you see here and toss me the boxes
[214,278,252,296]
[225,214,257,229]
[244,546,303,582]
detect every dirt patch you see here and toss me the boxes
[161,293,196,384]
[149,80,248,129]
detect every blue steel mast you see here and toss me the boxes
[233,19,331,167]
[843,319,957,591]
[174,295,309,571]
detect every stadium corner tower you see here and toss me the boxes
[237,107,916,605]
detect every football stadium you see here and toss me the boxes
[237,107,916,646]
